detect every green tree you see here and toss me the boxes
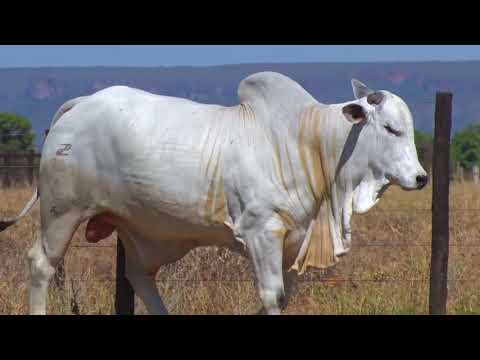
[452,123,480,170]
[0,112,35,152]
[414,130,433,171]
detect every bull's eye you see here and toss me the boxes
[384,124,401,137]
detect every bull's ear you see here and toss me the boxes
[351,79,373,100]
[367,91,384,106]
[342,104,367,124]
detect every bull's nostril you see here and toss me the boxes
[416,175,428,187]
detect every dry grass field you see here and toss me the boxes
[1,182,480,315]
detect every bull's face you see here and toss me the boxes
[342,79,428,191]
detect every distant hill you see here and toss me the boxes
[1,62,479,149]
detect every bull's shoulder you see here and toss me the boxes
[237,72,317,111]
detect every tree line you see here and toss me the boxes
[415,124,480,172]
[0,113,35,153]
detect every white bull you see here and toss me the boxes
[0,72,428,315]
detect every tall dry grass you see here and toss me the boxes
[1,182,480,315]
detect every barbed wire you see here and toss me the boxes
[373,208,480,211]
[58,277,473,283]
[0,165,38,168]
[70,245,116,249]
[68,242,480,249]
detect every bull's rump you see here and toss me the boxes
[41,86,234,230]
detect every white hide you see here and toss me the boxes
[0,72,427,315]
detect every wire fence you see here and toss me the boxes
[2,183,480,284]
[61,206,480,285]
[4,185,476,313]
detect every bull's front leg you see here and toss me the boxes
[234,207,287,315]
[256,270,297,315]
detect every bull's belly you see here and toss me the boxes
[86,204,237,249]
[85,207,241,272]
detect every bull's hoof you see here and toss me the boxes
[253,306,282,315]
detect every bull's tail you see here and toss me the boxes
[0,188,39,232]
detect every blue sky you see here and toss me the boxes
[1,45,480,67]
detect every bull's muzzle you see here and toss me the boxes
[416,175,429,189]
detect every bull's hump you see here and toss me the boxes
[237,72,316,110]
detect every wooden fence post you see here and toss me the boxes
[28,150,35,186]
[429,92,452,315]
[473,165,479,185]
[54,260,65,289]
[3,153,11,188]
[115,235,135,315]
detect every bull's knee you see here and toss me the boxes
[259,287,285,315]
[27,242,55,287]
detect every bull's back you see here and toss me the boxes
[42,86,231,227]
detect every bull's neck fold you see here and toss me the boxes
[252,98,383,270]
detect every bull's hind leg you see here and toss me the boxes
[119,232,169,315]
[27,233,55,315]
[28,210,83,315]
